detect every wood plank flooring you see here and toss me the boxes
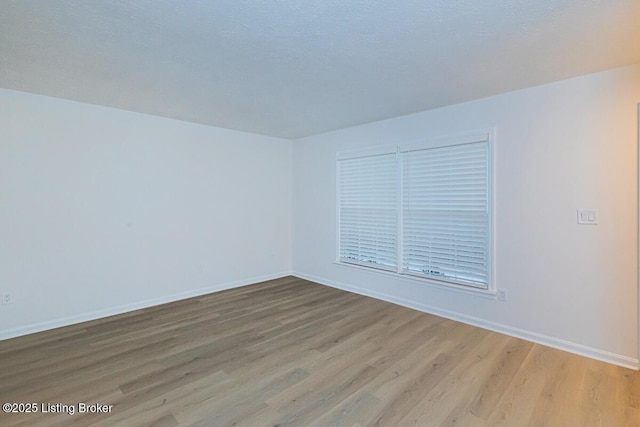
[0,276,638,426]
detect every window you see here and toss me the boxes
[337,132,492,290]
[337,149,398,271]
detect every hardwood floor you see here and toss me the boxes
[1,276,638,426]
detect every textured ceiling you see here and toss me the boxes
[1,0,639,139]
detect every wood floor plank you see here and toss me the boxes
[1,276,638,427]
[396,332,513,426]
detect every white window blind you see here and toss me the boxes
[338,151,397,271]
[337,133,492,291]
[401,139,489,288]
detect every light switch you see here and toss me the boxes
[577,209,598,225]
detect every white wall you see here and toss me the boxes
[0,89,292,338]
[292,64,640,368]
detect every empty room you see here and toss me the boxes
[1,1,640,426]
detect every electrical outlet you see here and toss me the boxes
[498,289,507,302]
[2,292,12,305]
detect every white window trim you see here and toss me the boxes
[335,129,496,295]
[332,259,497,298]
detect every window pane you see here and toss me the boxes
[338,153,397,270]
[402,141,489,288]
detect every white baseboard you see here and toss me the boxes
[0,271,292,341]
[292,271,639,370]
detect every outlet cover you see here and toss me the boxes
[2,292,11,305]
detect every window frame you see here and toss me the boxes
[336,130,495,293]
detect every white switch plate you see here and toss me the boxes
[577,209,598,225]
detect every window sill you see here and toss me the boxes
[334,260,497,300]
